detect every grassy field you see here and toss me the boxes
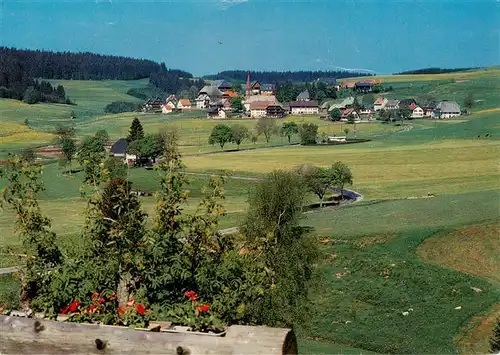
[298,190,500,354]
[1,68,499,353]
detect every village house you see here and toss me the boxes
[359,104,373,118]
[385,99,400,110]
[176,98,192,111]
[296,90,310,101]
[354,82,373,93]
[266,103,286,118]
[207,107,227,119]
[409,103,424,118]
[422,103,436,117]
[433,100,461,119]
[289,100,319,115]
[243,95,278,111]
[341,81,356,89]
[212,80,233,92]
[328,97,355,112]
[399,98,417,107]
[260,83,276,95]
[110,138,136,167]
[250,81,261,95]
[142,98,163,113]
[223,90,239,99]
[195,93,211,109]
[340,108,360,122]
[249,101,268,118]
[373,97,388,111]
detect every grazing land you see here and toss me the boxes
[0,68,499,354]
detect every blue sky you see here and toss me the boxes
[0,0,498,76]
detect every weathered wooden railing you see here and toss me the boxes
[0,315,297,354]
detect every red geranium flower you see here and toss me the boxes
[60,306,70,315]
[118,306,125,314]
[196,304,210,313]
[86,304,97,313]
[91,292,99,300]
[184,290,198,301]
[136,304,145,315]
[69,300,80,312]
[98,297,105,304]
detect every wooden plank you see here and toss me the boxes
[0,315,296,355]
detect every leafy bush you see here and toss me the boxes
[104,101,141,114]
[299,123,318,145]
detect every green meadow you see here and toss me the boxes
[0,68,499,354]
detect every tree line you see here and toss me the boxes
[203,70,372,83]
[208,119,320,149]
[395,67,477,75]
[276,80,338,103]
[0,47,201,102]
[149,71,205,97]
[0,47,164,80]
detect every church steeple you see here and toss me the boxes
[245,71,251,98]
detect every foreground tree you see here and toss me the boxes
[256,117,277,143]
[297,164,335,207]
[208,124,232,150]
[84,178,148,307]
[78,131,108,185]
[299,123,318,145]
[60,137,77,174]
[127,117,145,143]
[331,161,353,199]
[231,124,249,149]
[281,122,299,144]
[240,170,319,326]
[0,157,62,311]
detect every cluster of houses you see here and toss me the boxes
[143,95,193,114]
[141,76,461,121]
[323,96,461,122]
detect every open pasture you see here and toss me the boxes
[299,190,500,354]
[347,67,500,83]
[183,139,500,200]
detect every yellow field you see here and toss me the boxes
[183,139,500,199]
[0,132,53,145]
[345,67,500,83]
[0,121,31,136]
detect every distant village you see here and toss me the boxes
[141,72,463,122]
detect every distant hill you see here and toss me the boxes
[203,70,373,84]
[0,47,201,101]
[395,67,478,75]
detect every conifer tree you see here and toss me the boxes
[127,117,145,142]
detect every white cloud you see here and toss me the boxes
[219,0,248,10]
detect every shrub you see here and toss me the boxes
[104,101,141,114]
[299,123,318,145]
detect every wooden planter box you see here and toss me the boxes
[0,315,297,354]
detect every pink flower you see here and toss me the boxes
[98,298,105,304]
